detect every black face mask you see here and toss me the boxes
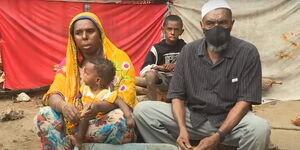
[203,26,231,47]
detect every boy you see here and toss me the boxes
[140,15,186,101]
[70,57,134,148]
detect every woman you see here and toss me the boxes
[34,12,138,149]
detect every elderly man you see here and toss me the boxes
[133,0,271,150]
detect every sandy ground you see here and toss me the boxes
[0,93,300,150]
[254,100,300,150]
[0,95,41,150]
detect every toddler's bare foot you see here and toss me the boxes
[68,135,82,148]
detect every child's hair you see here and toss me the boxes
[163,15,183,28]
[84,57,116,87]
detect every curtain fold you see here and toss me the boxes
[0,0,166,89]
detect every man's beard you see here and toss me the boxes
[207,41,228,53]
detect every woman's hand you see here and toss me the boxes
[61,104,80,123]
[48,94,80,123]
[126,116,135,129]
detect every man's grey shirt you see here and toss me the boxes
[167,36,262,128]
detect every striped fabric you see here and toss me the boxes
[167,36,262,128]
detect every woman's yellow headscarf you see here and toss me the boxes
[44,12,138,108]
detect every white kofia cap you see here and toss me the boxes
[201,0,231,19]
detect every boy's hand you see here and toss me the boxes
[126,117,135,129]
[80,103,92,118]
[81,103,98,120]
[153,63,175,72]
[68,135,83,148]
[153,65,166,71]
[163,63,175,72]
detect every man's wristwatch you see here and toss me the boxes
[216,129,226,142]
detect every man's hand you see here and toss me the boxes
[177,130,192,150]
[172,99,191,150]
[193,134,220,150]
[61,104,80,123]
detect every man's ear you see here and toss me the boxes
[229,20,235,32]
[200,21,203,28]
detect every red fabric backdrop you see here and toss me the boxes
[0,0,166,89]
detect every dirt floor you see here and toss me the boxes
[0,94,42,150]
[254,100,300,150]
[0,92,300,150]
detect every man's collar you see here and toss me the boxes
[197,39,206,56]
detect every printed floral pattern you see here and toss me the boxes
[122,62,130,70]
[34,107,136,149]
[119,84,127,92]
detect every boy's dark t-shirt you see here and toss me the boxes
[141,39,186,72]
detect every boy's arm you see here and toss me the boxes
[76,102,92,143]
[77,119,89,143]
[140,46,158,75]
[68,118,89,148]
[82,101,117,120]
